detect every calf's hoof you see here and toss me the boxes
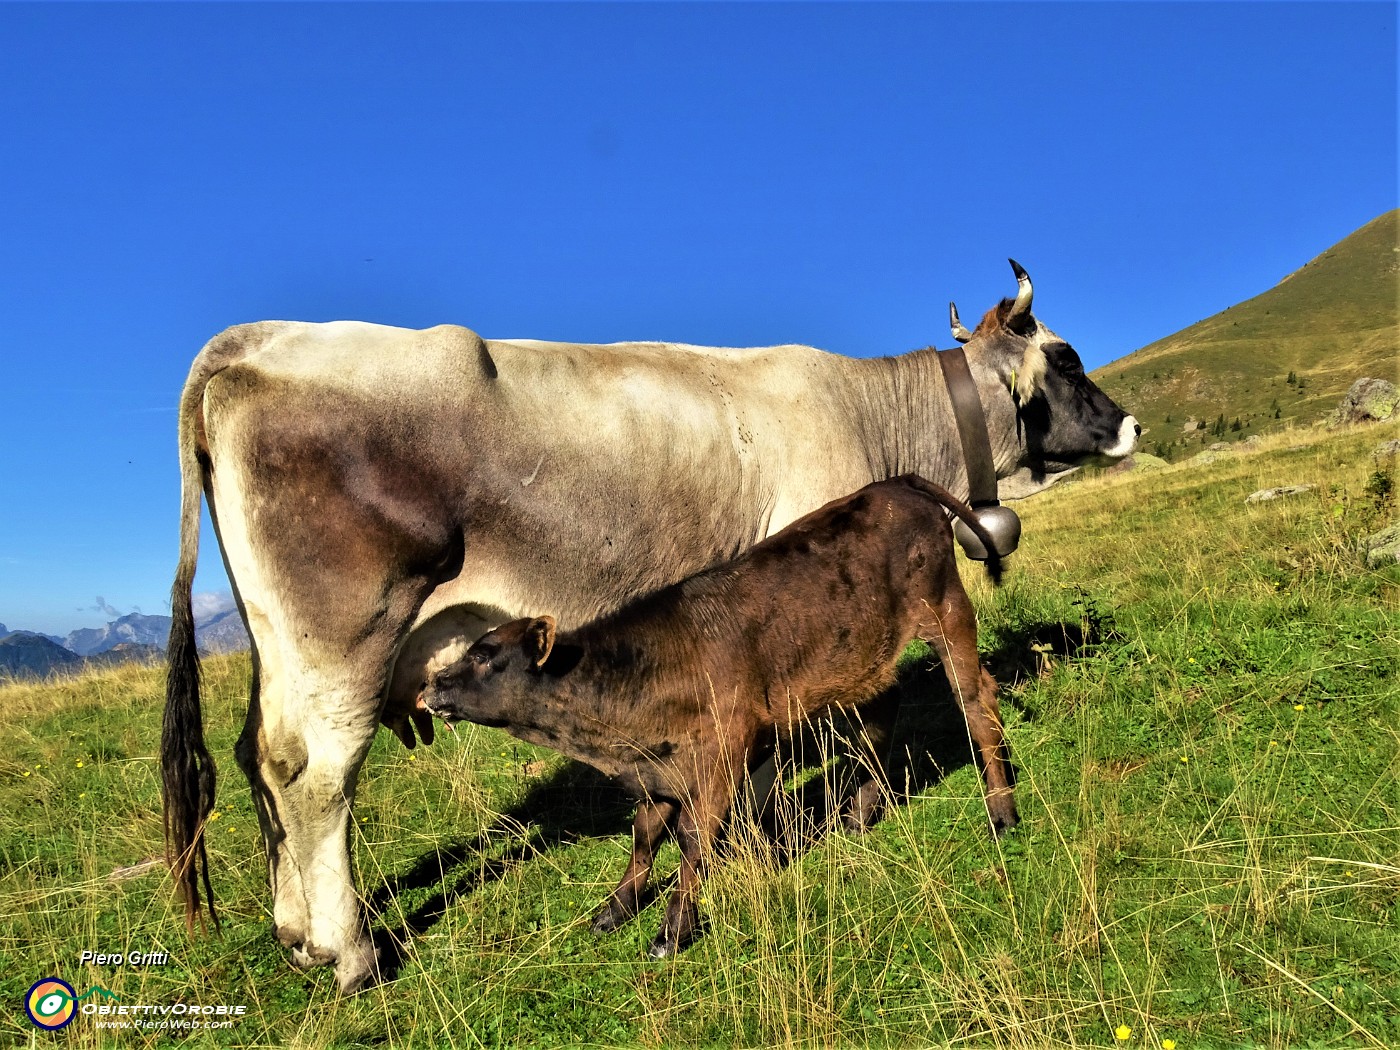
[988,797,1020,838]
[647,936,677,960]
[591,903,629,935]
[840,801,884,835]
[647,920,701,959]
[841,781,888,834]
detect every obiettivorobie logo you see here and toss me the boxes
[23,976,247,1032]
[24,978,120,1031]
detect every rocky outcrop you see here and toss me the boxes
[1362,524,1400,568]
[1328,378,1397,427]
[64,613,172,657]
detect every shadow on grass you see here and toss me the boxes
[368,759,634,978]
[367,617,1092,972]
[985,619,1095,697]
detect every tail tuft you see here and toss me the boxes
[161,354,222,933]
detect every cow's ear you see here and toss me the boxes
[523,616,556,670]
[1001,343,1047,404]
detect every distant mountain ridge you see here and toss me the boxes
[0,596,250,680]
[1093,210,1399,459]
[64,612,172,657]
[0,632,83,679]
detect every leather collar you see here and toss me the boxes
[936,346,999,507]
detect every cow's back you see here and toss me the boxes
[194,321,881,634]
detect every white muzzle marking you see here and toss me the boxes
[1104,415,1140,459]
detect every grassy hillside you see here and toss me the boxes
[1,422,1396,1048]
[1094,211,1399,459]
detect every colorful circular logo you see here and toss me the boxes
[25,978,77,1030]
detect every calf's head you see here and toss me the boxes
[419,616,558,728]
[951,261,1139,492]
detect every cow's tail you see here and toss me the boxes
[161,354,222,933]
[902,474,1005,587]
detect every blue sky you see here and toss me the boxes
[1,2,1395,636]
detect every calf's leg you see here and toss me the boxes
[921,586,1018,836]
[649,769,736,958]
[592,798,678,934]
[841,688,901,834]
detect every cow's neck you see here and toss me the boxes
[842,348,1019,500]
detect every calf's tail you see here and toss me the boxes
[901,474,1005,587]
[161,368,220,932]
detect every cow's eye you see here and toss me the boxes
[1057,348,1085,377]
[469,648,493,665]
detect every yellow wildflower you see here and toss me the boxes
[1115,1024,1132,1041]
[1163,1040,1177,1050]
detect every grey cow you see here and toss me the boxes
[162,262,1137,992]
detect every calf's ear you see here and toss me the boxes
[523,616,557,670]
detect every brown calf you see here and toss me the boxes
[418,474,1017,957]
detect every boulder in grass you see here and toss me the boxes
[1246,485,1313,504]
[1103,453,1168,477]
[1363,524,1400,568]
[1328,378,1397,427]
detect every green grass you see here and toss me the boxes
[1092,210,1398,460]
[1,422,1396,1048]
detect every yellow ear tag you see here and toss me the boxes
[1010,368,1018,400]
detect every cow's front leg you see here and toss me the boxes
[593,798,677,933]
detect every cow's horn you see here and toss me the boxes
[949,302,973,343]
[1008,258,1033,325]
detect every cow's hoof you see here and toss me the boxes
[288,942,336,969]
[334,940,381,995]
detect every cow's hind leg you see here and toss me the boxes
[921,585,1018,836]
[237,637,388,993]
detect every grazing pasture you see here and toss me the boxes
[1,423,1395,1048]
